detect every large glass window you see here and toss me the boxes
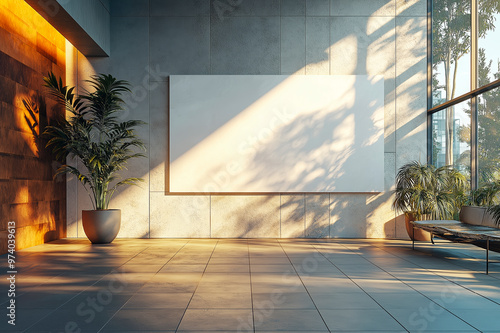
[478,1,500,86]
[432,100,471,177]
[432,0,471,107]
[430,0,500,189]
[478,86,500,185]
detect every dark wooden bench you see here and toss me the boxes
[410,206,500,274]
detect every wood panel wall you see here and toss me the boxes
[0,0,66,253]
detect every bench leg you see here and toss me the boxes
[486,239,489,275]
[412,225,415,250]
[431,233,434,245]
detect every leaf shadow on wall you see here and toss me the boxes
[154,0,425,239]
[23,94,47,159]
[22,93,65,243]
[199,75,384,193]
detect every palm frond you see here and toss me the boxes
[393,161,467,221]
[42,72,146,210]
[487,205,500,227]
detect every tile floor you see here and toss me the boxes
[0,238,499,332]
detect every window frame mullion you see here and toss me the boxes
[471,0,478,189]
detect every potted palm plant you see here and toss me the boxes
[469,176,500,207]
[469,177,500,227]
[393,161,468,241]
[43,73,146,244]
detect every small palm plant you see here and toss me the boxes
[470,175,500,226]
[43,72,146,210]
[393,161,468,220]
[469,182,500,207]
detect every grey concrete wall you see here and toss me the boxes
[59,0,110,55]
[67,0,428,239]
[26,0,110,56]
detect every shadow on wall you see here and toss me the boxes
[0,0,70,253]
[238,78,382,192]
[24,93,66,239]
[1,89,66,252]
[206,191,395,239]
[23,95,49,159]
[170,75,384,193]
[169,76,289,163]
[74,0,426,239]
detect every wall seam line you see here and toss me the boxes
[394,12,398,238]
[148,8,151,239]
[209,195,212,238]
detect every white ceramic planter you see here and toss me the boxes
[82,209,121,244]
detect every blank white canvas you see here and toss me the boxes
[169,75,384,193]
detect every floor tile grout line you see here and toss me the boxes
[342,240,491,327]
[15,242,98,281]
[10,240,204,331]
[367,239,500,296]
[173,239,219,333]
[10,239,500,332]
[19,277,96,333]
[277,239,332,333]
[365,240,500,304]
[311,241,411,333]
[20,242,158,333]
[247,239,256,333]
[95,240,193,333]
[404,239,500,279]
[153,239,191,273]
[327,241,482,332]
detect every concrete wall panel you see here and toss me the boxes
[305,194,330,238]
[211,195,280,238]
[306,0,330,16]
[111,0,149,17]
[150,17,210,76]
[67,0,429,240]
[330,16,395,76]
[150,194,210,237]
[280,194,305,238]
[151,0,210,17]
[305,17,329,74]
[330,194,367,238]
[331,0,395,17]
[91,17,149,82]
[211,0,280,18]
[395,17,427,169]
[281,0,306,16]
[60,0,110,54]
[211,17,280,74]
[396,0,427,17]
[281,17,306,74]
